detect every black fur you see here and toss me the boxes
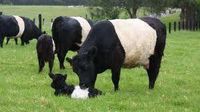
[68,17,167,90]
[0,15,42,47]
[49,73,102,98]
[36,34,55,73]
[52,16,93,69]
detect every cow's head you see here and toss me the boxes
[67,46,97,89]
[49,73,67,96]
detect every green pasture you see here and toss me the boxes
[0,5,200,112]
[0,5,89,33]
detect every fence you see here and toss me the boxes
[168,20,200,33]
[32,14,89,31]
[1,12,200,33]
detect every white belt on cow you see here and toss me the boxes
[14,15,25,37]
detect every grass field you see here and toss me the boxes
[0,5,200,112]
[0,5,89,33]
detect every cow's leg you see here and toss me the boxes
[21,38,25,46]
[57,51,67,69]
[90,74,97,88]
[39,60,45,73]
[20,33,29,46]
[111,68,121,91]
[0,36,5,48]
[111,45,124,91]
[48,58,54,73]
[14,38,18,45]
[25,41,29,45]
[146,54,162,89]
[38,54,45,73]
[6,37,10,45]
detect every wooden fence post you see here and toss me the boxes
[178,21,181,31]
[182,21,185,30]
[38,14,42,31]
[51,18,54,28]
[186,21,188,30]
[195,21,198,31]
[33,18,35,24]
[189,20,192,31]
[192,20,195,31]
[85,14,88,19]
[199,21,200,30]
[51,18,54,23]
[169,22,171,34]
[43,18,45,25]
[174,21,177,32]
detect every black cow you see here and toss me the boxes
[0,15,42,47]
[49,73,102,99]
[52,16,93,69]
[36,34,55,73]
[67,17,167,91]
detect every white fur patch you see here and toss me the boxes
[13,16,25,37]
[70,17,91,46]
[109,19,157,68]
[52,38,55,53]
[71,86,89,99]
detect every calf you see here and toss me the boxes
[0,15,42,47]
[52,16,93,69]
[36,34,55,73]
[49,73,102,99]
[67,17,167,90]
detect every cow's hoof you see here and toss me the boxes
[149,84,154,89]
[114,88,119,91]
[60,66,65,69]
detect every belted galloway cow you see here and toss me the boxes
[67,17,167,91]
[0,15,42,47]
[52,16,92,69]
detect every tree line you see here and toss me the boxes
[1,0,200,22]
[0,0,89,5]
[88,0,200,22]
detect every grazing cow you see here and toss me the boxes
[52,16,93,69]
[0,15,42,47]
[36,34,55,73]
[49,73,102,99]
[67,17,167,91]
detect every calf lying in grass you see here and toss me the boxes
[49,73,102,99]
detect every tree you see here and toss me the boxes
[119,0,144,18]
[145,0,168,14]
[169,0,200,22]
[88,0,121,20]
[88,0,169,19]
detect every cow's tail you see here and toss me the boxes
[52,16,64,54]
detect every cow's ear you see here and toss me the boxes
[49,73,55,80]
[66,57,73,66]
[87,46,97,60]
